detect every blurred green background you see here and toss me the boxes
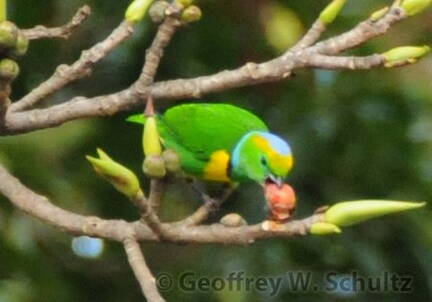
[0,0,432,301]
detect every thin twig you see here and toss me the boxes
[135,16,181,88]
[133,192,165,239]
[0,81,10,124]
[22,5,91,40]
[124,238,166,302]
[307,54,385,70]
[177,185,234,227]
[290,20,326,52]
[312,6,406,55]
[11,21,134,112]
[149,179,166,214]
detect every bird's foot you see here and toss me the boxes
[204,196,221,213]
[190,180,236,214]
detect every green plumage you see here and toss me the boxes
[128,103,268,178]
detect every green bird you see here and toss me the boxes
[128,103,293,187]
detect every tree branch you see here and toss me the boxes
[307,54,384,70]
[133,191,165,240]
[124,238,166,302]
[11,21,134,112]
[290,20,326,52]
[0,161,323,245]
[135,15,181,88]
[21,5,91,40]
[311,7,405,56]
[177,185,234,227]
[0,81,10,124]
[1,5,413,135]
[149,179,166,215]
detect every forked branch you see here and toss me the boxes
[1,4,422,135]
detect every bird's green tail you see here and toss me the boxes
[126,113,147,125]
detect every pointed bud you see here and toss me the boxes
[0,58,19,81]
[402,0,432,16]
[149,1,169,23]
[125,0,155,24]
[382,45,430,67]
[0,21,18,51]
[310,222,342,235]
[162,149,181,173]
[86,149,141,199]
[143,116,162,156]
[370,6,389,21]
[9,31,29,58]
[143,155,166,178]
[143,97,162,157]
[180,5,202,23]
[220,213,247,227]
[96,148,111,161]
[319,0,347,25]
[325,200,425,227]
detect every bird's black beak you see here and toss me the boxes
[266,174,284,188]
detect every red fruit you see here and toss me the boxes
[264,183,297,222]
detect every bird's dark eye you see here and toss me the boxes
[261,156,267,166]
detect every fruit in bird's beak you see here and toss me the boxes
[264,183,296,222]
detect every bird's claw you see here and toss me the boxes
[204,197,221,213]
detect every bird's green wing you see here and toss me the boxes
[161,103,268,160]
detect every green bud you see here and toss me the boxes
[0,0,6,23]
[149,1,169,23]
[143,116,162,156]
[220,213,247,227]
[310,222,342,235]
[402,0,432,16]
[176,0,194,7]
[96,148,111,161]
[162,149,181,173]
[9,32,29,58]
[319,0,347,25]
[0,21,18,51]
[125,0,155,24]
[86,148,141,199]
[370,6,389,21]
[0,58,19,81]
[180,5,202,23]
[309,222,342,236]
[143,155,166,178]
[382,45,430,67]
[325,200,425,227]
